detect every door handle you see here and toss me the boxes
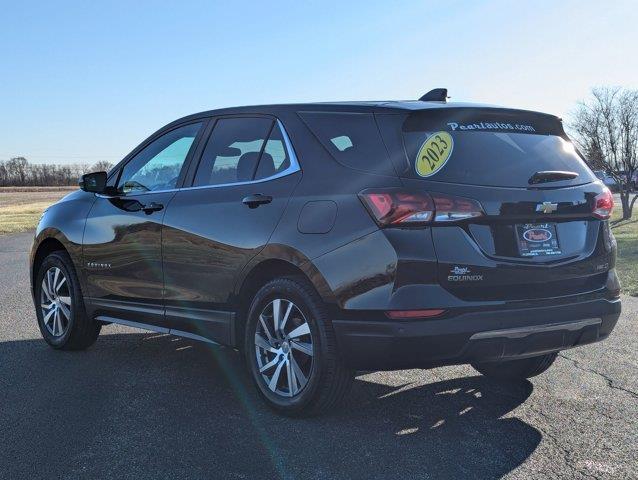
[141,202,164,214]
[242,194,272,209]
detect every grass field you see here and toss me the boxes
[0,187,76,235]
[1,187,636,295]
[611,210,638,296]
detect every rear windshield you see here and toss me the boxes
[380,108,597,188]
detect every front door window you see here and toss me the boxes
[117,122,203,194]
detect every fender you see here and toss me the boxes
[30,190,96,298]
[234,243,337,306]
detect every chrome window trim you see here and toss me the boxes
[96,188,177,198]
[97,119,300,198]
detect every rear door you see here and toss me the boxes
[161,116,301,344]
[377,109,614,301]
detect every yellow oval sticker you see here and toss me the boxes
[415,131,454,178]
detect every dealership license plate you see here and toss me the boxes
[516,223,562,257]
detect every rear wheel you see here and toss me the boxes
[35,251,101,350]
[472,352,558,380]
[244,276,353,416]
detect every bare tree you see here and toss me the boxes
[569,86,638,220]
[88,161,114,173]
[73,163,91,177]
[4,157,29,185]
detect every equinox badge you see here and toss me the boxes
[536,202,558,214]
[448,266,483,282]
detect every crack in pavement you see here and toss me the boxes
[559,353,638,399]
[523,403,598,480]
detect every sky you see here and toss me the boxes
[1,0,637,166]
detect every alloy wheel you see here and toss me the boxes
[40,266,72,337]
[254,298,314,397]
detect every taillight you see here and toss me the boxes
[359,189,484,227]
[430,193,484,222]
[592,188,614,219]
[358,191,435,226]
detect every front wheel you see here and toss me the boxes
[35,251,101,350]
[472,352,558,381]
[244,276,353,416]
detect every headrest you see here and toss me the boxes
[255,152,276,179]
[237,151,276,181]
[236,152,260,182]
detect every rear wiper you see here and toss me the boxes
[528,170,578,185]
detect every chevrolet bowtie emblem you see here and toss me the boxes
[536,201,558,214]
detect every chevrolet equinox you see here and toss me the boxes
[30,89,621,416]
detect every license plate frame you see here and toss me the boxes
[516,222,562,257]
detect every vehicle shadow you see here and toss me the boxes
[0,332,541,480]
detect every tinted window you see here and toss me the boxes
[118,122,202,194]
[378,110,596,188]
[254,122,291,180]
[194,118,294,186]
[298,112,395,175]
[194,118,274,186]
[401,134,595,188]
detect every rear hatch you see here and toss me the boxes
[376,107,615,301]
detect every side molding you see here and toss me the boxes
[96,316,221,345]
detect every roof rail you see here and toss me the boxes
[419,88,448,102]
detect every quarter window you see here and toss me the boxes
[298,112,395,175]
[117,122,202,194]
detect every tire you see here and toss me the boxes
[244,275,354,416]
[472,352,558,381]
[35,251,101,350]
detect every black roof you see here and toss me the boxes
[169,100,560,127]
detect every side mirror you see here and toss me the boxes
[79,171,107,193]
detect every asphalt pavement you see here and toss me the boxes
[0,231,636,479]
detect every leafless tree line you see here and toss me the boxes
[0,158,113,187]
[569,86,638,220]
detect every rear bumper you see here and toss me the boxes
[333,297,621,370]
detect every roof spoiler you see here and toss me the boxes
[419,88,448,102]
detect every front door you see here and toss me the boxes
[83,121,205,327]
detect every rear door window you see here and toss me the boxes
[193,117,296,186]
[298,112,396,175]
[255,122,291,180]
[194,117,273,186]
